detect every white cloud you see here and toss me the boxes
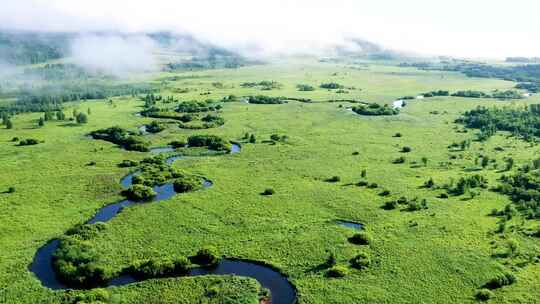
[2,0,540,58]
[69,34,159,76]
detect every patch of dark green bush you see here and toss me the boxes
[325,176,341,183]
[320,82,344,89]
[187,134,231,151]
[193,246,220,266]
[350,252,371,270]
[53,238,109,288]
[349,231,372,245]
[352,103,399,116]
[483,271,517,289]
[262,188,275,196]
[173,175,203,193]
[146,121,165,133]
[18,138,40,146]
[128,256,190,279]
[123,184,156,201]
[118,160,138,168]
[247,95,286,104]
[90,126,149,152]
[325,265,348,278]
[474,289,494,301]
[297,84,315,91]
[169,140,187,148]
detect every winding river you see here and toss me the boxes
[29,143,296,304]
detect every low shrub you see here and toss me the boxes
[90,127,149,152]
[118,160,138,168]
[393,156,406,164]
[262,188,275,196]
[396,196,408,204]
[247,95,286,104]
[379,189,391,196]
[324,252,337,267]
[349,232,372,245]
[367,183,378,189]
[325,265,348,278]
[129,256,190,279]
[356,180,368,187]
[382,200,398,210]
[123,184,156,201]
[71,288,110,304]
[407,199,428,211]
[297,84,315,91]
[169,140,187,148]
[187,135,231,151]
[173,176,203,193]
[320,82,344,89]
[146,121,165,133]
[325,176,341,182]
[474,289,494,301]
[18,138,40,146]
[352,103,399,116]
[401,146,412,153]
[66,223,107,240]
[193,246,221,266]
[350,252,371,269]
[484,272,517,289]
[53,238,109,288]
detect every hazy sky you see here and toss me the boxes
[2,0,540,58]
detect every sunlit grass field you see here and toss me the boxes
[1,60,539,303]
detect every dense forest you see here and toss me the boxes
[457,104,540,141]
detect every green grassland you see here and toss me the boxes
[1,60,539,303]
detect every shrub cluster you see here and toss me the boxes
[123,184,156,201]
[173,175,203,193]
[348,232,372,245]
[350,252,371,270]
[352,103,399,116]
[247,95,287,104]
[187,135,231,151]
[146,121,165,133]
[128,256,190,279]
[17,138,40,146]
[53,234,109,288]
[193,246,221,266]
[320,82,344,89]
[483,272,517,289]
[90,126,149,152]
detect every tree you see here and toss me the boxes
[38,117,45,127]
[421,157,428,167]
[249,134,256,143]
[325,251,337,267]
[5,119,13,129]
[72,109,78,118]
[505,157,514,171]
[56,111,65,120]
[44,111,53,121]
[481,156,489,169]
[361,169,367,178]
[87,108,91,115]
[76,113,88,124]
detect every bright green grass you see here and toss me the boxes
[0,60,539,303]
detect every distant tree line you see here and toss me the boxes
[456,104,540,141]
